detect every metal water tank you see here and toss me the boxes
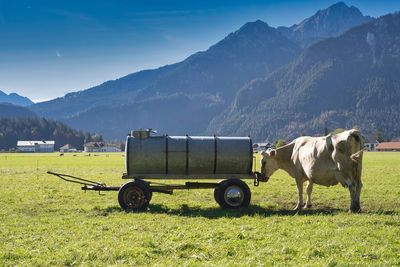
[125,130,253,179]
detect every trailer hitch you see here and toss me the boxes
[253,172,269,187]
[47,171,120,193]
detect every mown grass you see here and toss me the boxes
[0,152,399,266]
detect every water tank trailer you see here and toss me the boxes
[48,129,268,210]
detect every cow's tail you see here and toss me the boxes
[351,149,365,163]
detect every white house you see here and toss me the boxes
[84,142,121,152]
[60,144,78,153]
[17,140,55,152]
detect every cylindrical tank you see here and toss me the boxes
[125,130,253,178]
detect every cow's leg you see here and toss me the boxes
[349,180,362,213]
[294,177,304,210]
[304,180,313,209]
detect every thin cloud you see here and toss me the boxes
[126,8,217,20]
[56,50,62,57]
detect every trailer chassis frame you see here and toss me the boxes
[47,170,268,195]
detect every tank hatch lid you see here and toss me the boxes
[131,129,158,139]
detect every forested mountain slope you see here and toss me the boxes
[0,103,37,118]
[208,13,400,141]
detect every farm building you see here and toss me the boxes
[376,142,400,151]
[84,142,121,152]
[17,140,55,152]
[253,142,271,152]
[364,142,379,151]
[60,144,77,153]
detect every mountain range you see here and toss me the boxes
[0,103,37,119]
[31,20,302,137]
[0,90,34,106]
[24,2,399,141]
[208,12,400,141]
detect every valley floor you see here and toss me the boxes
[0,152,399,266]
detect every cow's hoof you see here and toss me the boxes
[349,208,361,213]
[349,203,361,213]
[304,204,312,209]
[293,205,303,211]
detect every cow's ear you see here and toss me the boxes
[268,149,276,157]
[260,150,266,156]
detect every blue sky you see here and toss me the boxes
[0,0,399,102]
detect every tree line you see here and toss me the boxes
[0,117,102,151]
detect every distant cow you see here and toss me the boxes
[260,129,364,212]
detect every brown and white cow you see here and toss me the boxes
[260,129,364,212]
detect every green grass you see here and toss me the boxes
[0,152,399,266]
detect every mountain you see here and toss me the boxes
[278,2,373,47]
[0,103,102,150]
[0,117,96,150]
[31,64,179,119]
[0,90,34,106]
[31,20,301,138]
[208,13,400,141]
[0,103,37,118]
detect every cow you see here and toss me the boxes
[260,129,364,212]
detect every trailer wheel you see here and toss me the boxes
[118,180,151,211]
[136,180,153,205]
[147,191,153,204]
[214,179,251,209]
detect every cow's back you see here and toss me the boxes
[292,136,339,186]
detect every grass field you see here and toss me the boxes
[0,152,399,266]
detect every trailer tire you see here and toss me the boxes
[118,180,151,211]
[147,191,153,204]
[214,179,251,209]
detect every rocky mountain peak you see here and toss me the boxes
[278,2,373,47]
[220,19,278,43]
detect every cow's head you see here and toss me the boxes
[260,148,279,178]
[331,129,364,212]
[331,130,364,182]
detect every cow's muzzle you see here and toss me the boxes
[255,172,269,182]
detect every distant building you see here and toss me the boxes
[17,140,55,152]
[376,142,400,151]
[364,142,379,151]
[253,142,271,152]
[84,142,121,152]
[60,144,77,153]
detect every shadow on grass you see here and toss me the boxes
[91,204,399,218]
[363,210,399,216]
[91,204,343,218]
[146,204,343,218]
